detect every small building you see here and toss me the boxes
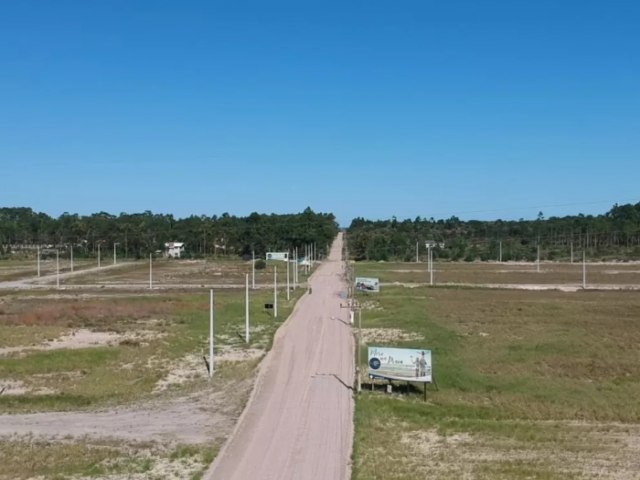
[164,242,185,258]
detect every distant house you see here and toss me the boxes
[164,242,185,258]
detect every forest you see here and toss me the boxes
[346,202,640,262]
[3,202,640,262]
[0,207,339,260]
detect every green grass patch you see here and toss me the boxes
[0,285,305,413]
[352,271,640,479]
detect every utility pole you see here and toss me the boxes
[416,241,419,263]
[570,241,574,264]
[37,246,40,277]
[113,242,118,265]
[286,251,290,301]
[358,306,362,392]
[537,245,541,273]
[70,245,74,273]
[340,298,362,392]
[582,250,586,289]
[56,249,60,290]
[252,250,256,289]
[245,274,250,343]
[429,247,434,286]
[209,289,214,378]
[149,253,153,290]
[292,248,296,289]
[273,266,278,318]
[98,243,101,268]
[499,241,502,263]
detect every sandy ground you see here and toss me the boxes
[205,233,354,480]
[0,383,246,445]
[0,328,162,357]
[385,281,640,291]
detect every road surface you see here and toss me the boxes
[205,233,355,480]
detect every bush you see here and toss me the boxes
[254,259,266,270]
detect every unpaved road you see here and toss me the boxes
[205,233,354,480]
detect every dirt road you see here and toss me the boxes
[205,233,354,480]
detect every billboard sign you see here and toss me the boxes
[266,252,289,261]
[368,346,432,382]
[355,277,379,292]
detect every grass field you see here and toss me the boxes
[353,260,640,287]
[0,257,310,479]
[0,439,217,480]
[351,264,640,479]
[0,286,303,412]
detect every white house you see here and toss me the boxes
[164,242,185,258]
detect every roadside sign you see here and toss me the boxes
[266,252,288,261]
[355,277,380,292]
[368,346,432,382]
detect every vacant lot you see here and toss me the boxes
[0,273,305,478]
[23,258,307,289]
[353,260,640,288]
[0,258,97,283]
[351,283,640,479]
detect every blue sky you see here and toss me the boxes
[1,1,638,226]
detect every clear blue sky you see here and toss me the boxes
[1,1,638,226]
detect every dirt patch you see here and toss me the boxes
[362,328,424,344]
[152,354,209,393]
[217,346,265,363]
[0,328,164,357]
[0,379,55,396]
[0,380,250,445]
[152,348,265,393]
[360,300,383,311]
[398,424,640,479]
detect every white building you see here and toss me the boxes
[164,242,185,258]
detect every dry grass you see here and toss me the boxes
[354,261,640,287]
[0,285,303,411]
[59,258,306,288]
[0,258,97,282]
[0,436,217,480]
[352,279,640,479]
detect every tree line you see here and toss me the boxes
[347,202,640,262]
[0,207,339,260]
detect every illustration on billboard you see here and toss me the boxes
[368,346,432,382]
[266,252,289,261]
[355,277,380,292]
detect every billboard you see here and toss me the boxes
[355,277,379,292]
[266,252,289,261]
[368,346,432,382]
